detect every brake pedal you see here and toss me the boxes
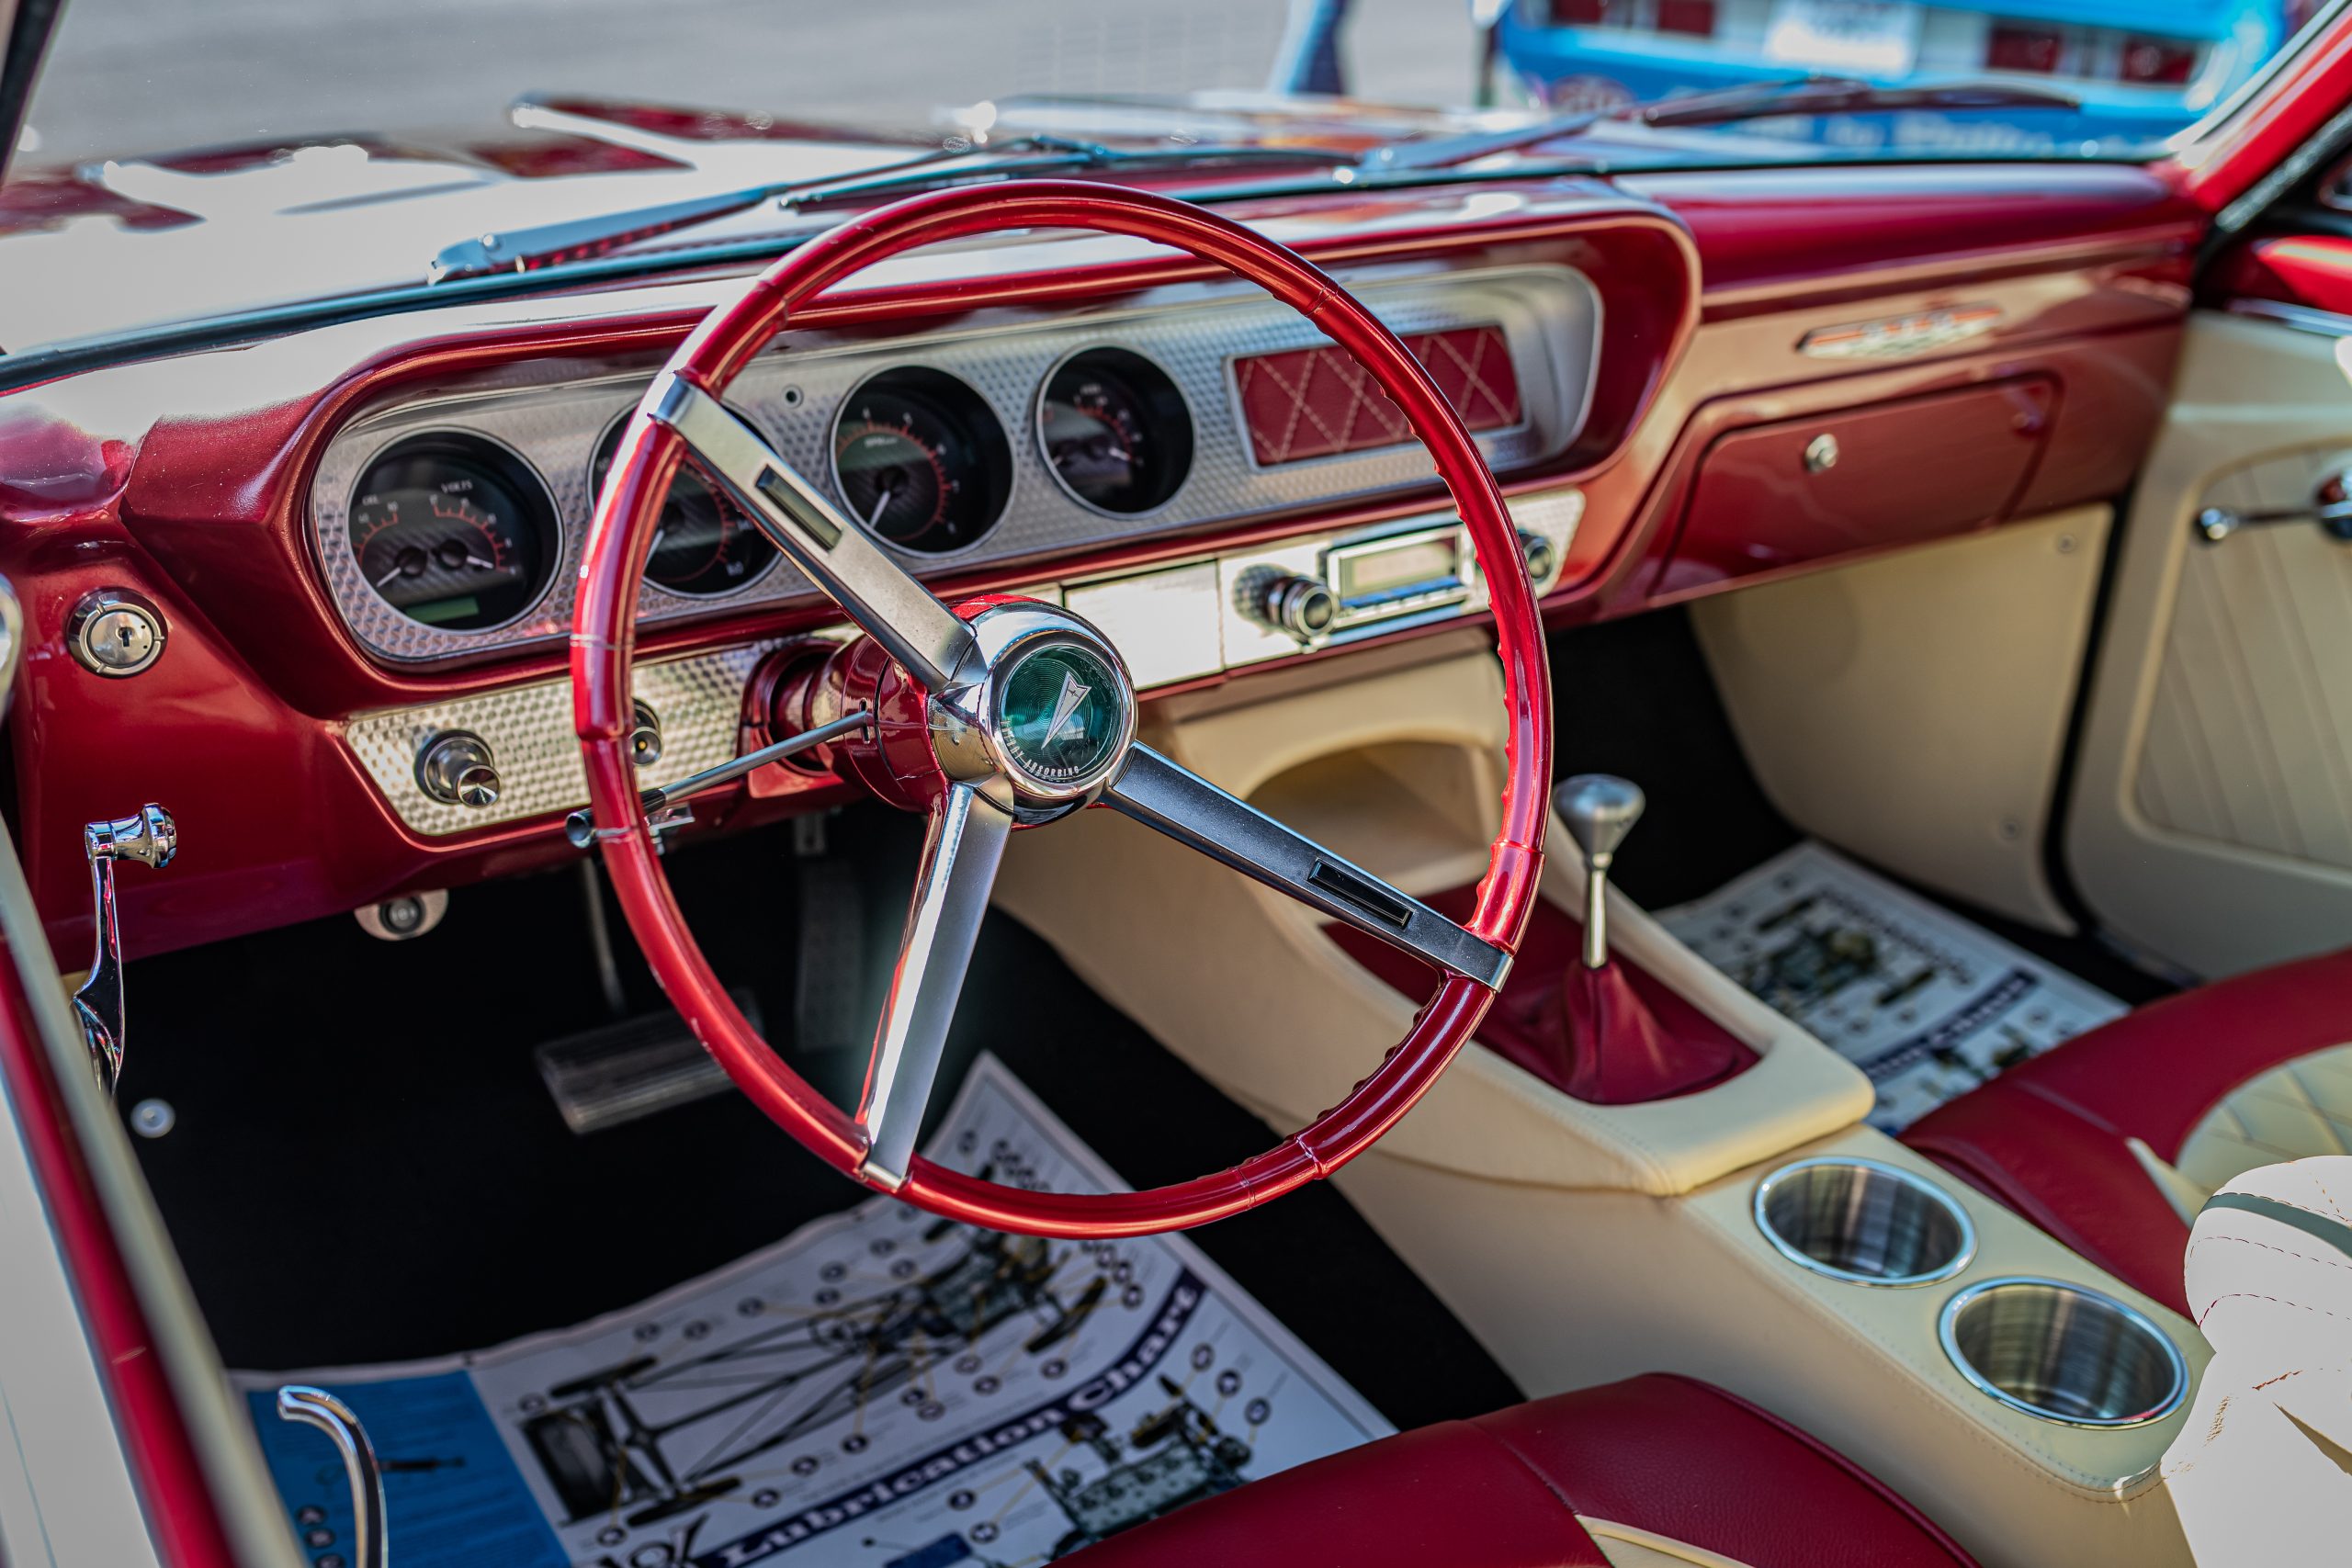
[534,987,760,1134]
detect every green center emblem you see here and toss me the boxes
[997,644,1125,784]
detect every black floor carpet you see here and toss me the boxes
[113,805,1521,1433]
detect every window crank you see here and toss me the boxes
[70,804,175,1095]
[2193,471,2352,545]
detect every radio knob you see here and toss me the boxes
[1257,573,1339,649]
[416,730,503,809]
[1518,529,1558,588]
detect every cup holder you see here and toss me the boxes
[1939,1277,2188,1427]
[1753,1156,1976,1287]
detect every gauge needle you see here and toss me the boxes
[374,563,406,587]
[650,528,668,558]
[463,555,497,571]
[865,489,894,531]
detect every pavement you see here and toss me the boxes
[21,0,1478,165]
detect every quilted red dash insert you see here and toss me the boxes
[1233,323,1522,467]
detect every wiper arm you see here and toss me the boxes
[1368,73,2079,170]
[425,135,1348,284]
[780,136,1350,210]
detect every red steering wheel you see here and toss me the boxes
[574,180,1551,1237]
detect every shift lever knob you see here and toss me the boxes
[1554,774,1645,968]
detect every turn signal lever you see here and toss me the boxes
[71,804,176,1094]
[563,711,869,848]
[1553,773,1645,968]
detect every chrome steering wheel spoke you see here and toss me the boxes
[855,782,1014,1189]
[648,373,979,693]
[1103,744,1510,988]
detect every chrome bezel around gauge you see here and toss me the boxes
[345,429,562,637]
[829,365,1013,558]
[1034,343,1196,520]
[589,409,782,602]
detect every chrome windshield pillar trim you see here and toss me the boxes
[646,375,978,694]
[854,782,1012,1190]
[275,1386,388,1568]
[1102,744,1510,988]
[2222,298,2352,338]
[70,806,176,1095]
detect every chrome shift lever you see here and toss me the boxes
[70,804,175,1094]
[1553,774,1644,970]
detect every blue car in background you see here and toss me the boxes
[1487,0,2293,148]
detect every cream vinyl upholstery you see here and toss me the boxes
[2171,1043,2352,1196]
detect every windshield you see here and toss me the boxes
[0,0,2327,362]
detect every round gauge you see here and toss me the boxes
[347,435,559,631]
[1038,347,1193,515]
[591,420,777,597]
[831,367,1012,554]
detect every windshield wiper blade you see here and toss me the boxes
[1368,73,2080,170]
[1635,75,2080,127]
[425,135,1349,283]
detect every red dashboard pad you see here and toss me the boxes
[1234,323,1521,466]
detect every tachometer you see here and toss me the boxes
[1039,347,1193,515]
[831,367,1012,553]
[592,419,777,597]
[347,435,559,630]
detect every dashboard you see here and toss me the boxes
[0,168,2199,959]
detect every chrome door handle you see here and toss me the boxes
[276,1386,387,1568]
[2194,473,2352,545]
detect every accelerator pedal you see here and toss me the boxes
[534,987,760,1135]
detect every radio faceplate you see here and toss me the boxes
[1324,522,1476,631]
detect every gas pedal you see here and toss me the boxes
[533,987,759,1134]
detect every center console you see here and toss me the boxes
[989,636,2205,1568]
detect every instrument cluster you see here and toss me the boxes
[308,265,1595,663]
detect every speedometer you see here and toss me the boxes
[348,435,559,631]
[591,419,777,597]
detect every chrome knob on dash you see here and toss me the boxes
[415,730,502,809]
[1256,572,1339,648]
[1517,529,1559,588]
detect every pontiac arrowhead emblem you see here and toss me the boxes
[1044,670,1091,747]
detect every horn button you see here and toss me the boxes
[802,600,1139,823]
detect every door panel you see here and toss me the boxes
[2069,309,2352,977]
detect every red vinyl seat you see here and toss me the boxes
[1904,946,2352,1316]
[1063,1373,1973,1568]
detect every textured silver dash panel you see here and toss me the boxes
[311,265,1597,662]
[345,645,778,837]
